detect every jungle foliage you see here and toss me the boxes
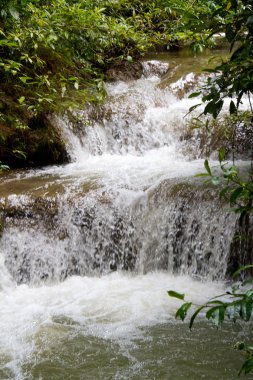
[0,0,216,114]
[0,0,215,166]
[189,0,253,119]
[191,0,253,219]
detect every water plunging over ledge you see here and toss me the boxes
[0,49,252,379]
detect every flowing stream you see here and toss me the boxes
[0,48,252,379]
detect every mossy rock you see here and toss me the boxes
[0,112,69,168]
[26,114,69,166]
[182,113,253,160]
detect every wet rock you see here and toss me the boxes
[1,196,59,232]
[227,213,253,278]
[0,178,251,284]
[181,114,253,161]
[0,112,69,168]
[142,60,169,78]
[169,72,202,99]
[106,61,143,81]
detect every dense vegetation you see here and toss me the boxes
[0,0,201,167]
[1,0,251,167]
[170,0,253,375]
[0,0,215,167]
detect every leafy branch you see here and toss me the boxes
[168,266,253,375]
[195,147,253,215]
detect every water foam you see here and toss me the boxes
[0,271,224,379]
[0,55,249,380]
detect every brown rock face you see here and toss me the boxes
[106,61,143,82]
[0,113,69,168]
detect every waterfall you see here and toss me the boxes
[0,56,252,380]
[1,178,237,284]
[0,60,244,285]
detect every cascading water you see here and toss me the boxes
[0,53,252,379]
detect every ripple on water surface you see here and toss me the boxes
[0,272,252,379]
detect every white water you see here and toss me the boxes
[0,267,225,379]
[0,67,216,196]
[57,71,202,161]
[0,59,251,379]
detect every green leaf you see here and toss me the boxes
[218,147,225,163]
[227,302,241,321]
[214,99,224,118]
[175,302,192,321]
[210,294,230,300]
[229,187,243,204]
[189,305,206,329]
[204,159,212,176]
[204,99,224,119]
[188,103,202,113]
[208,299,226,306]
[211,176,220,185]
[204,100,215,115]
[13,149,26,159]
[188,92,201,98]
[194,173,211,178]
[223,166,238,178]
[167,291,185,300]
[9,6,19,20]
[241,300,253,321]
[232,265,253,277]
[19,76,32,84]
[229,100,237,115]
[0,39,17,47]
[206,305,225,327]
[226,1,232,10]
[18,96,25,105]
[245,290,253,299]
[0,163,9,171]
[239,357,253,375]
[204,119,210,132]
